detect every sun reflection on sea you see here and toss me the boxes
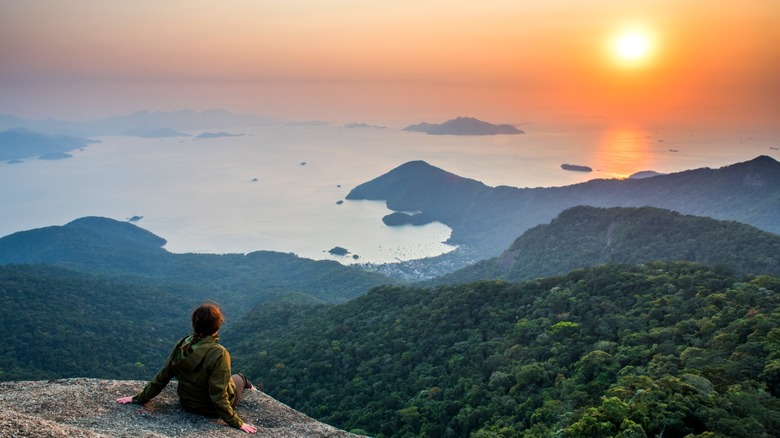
[593,126,656,179]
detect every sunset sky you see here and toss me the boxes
[1,0,778,127]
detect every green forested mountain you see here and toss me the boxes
[0,217,395,381]
[0,264,191,380]
[3,157,780,438]
[229,262,780,437]
[430,206,780,285]
[0,217,170,274]
[0,261,359,381]
[347,156,780,266]
[0,217,395,312]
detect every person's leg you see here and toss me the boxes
[231,374,247,406]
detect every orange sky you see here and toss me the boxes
[1,0,778,127]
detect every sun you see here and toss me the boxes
[616,32,650,60]
[610,27,655,67]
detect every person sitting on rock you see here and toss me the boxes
[117,303,258,434]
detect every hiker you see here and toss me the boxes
[117,303,258,434]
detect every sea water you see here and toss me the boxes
[1,123,777,264]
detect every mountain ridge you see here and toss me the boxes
[347,156,780,265]
[429,205,780,285]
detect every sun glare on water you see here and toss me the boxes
[593,127,655,179]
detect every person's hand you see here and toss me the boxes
[239,423,257,434]
[116,396,134,404]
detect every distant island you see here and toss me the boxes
[328,246,349,256]
[195,131,244,139]
[327,246,360,259]
[343,122,386,129]
[403,116,524,136]
[560,163,592,172]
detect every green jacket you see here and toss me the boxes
[132,334,244,428]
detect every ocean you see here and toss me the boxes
[1,123,777,264]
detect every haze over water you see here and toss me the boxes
[2,122,776,264]
[2,1,778,263]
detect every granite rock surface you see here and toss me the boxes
[0,378,363,438]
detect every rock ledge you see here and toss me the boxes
[0,378,362,437]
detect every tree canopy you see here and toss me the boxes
[229,262,780,437]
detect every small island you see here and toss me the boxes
[343,122,386,129]
[560,163,593,172]
[328,246,349,256]
[382,212,434,226]
[403,116,523,136]
[195,131,244,139]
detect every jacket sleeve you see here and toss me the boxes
[132,343,177,404]
[208,348,244,428]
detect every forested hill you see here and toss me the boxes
[0,264,191,381]
[430,206,780,285]
[228,262,780,437]
[0,217,395,309]
[0,216,169,272]
[346,156,780,261]
[0,216,392,382]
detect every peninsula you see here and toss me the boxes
[0,128,97,161]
